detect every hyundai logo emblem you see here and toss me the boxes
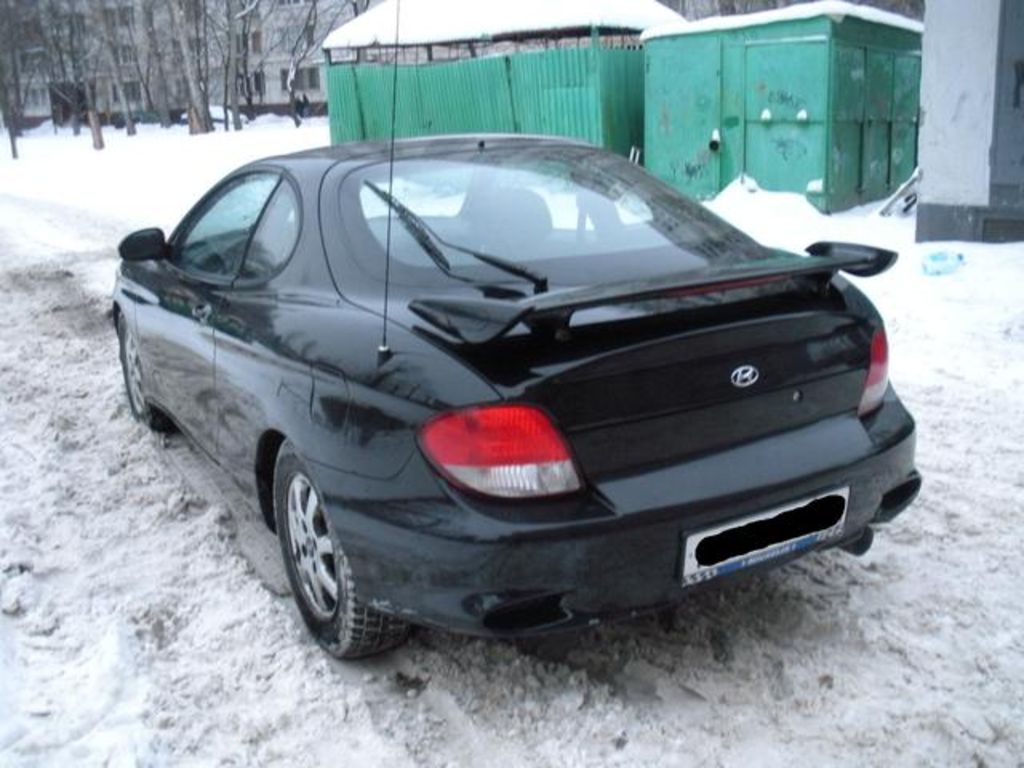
[731,364,760,388]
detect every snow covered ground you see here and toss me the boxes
[0,121,1022,767]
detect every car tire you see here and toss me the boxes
[273,441,410,658]
[116,312,174,432]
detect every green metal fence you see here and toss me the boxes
[644,15,921,212]
[326,41,644,156]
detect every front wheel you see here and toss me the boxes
[273,441,410,658]
[116,312,173,432]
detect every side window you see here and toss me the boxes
[175,173,279,278]
[240,181,301,280]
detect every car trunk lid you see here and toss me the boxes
[452,285,872,483]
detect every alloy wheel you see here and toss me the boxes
[286,473,338,619]
[123,326,146,415]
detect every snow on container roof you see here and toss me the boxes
[323,0,684,50]
[642,0,923,41]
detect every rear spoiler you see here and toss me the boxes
[410,242,897,344]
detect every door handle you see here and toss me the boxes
[192,304,212,324]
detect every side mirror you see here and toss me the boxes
[119,228,167,262]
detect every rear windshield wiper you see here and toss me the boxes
[363,181,548,295]
[364,181,452,274]
[447,244,548,295]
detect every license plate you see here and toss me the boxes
[681,487,849,586]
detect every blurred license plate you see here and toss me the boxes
[682,488,849,586]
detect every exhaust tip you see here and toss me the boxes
[841,526,874,557]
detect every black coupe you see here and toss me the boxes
[114,136,920,658]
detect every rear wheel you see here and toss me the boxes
[116,312,173,432]
[273,441,410,658]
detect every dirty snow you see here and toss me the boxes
[323,0,683,50]
[642,0,923,41]
[1,122,1023,767]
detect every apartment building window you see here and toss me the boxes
[102,6,133,28]
[278,24,315,49]
[17,18,43,41]
[279,67,320,94]
[253,70,265,97]
[235,31,263,55]
[19,49,45,72]
[25,87,49,109]
[124,81,142,102]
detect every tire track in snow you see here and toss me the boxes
[0,258,414,766]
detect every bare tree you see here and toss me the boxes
[37,0,85,135]
[348,0,372,17]
[0,0,51,155]
[225,0,243,130]
[281,0,348,126]
[167,0,213,132]
[234,0,278,120]
[72,4,108,150]
[205,0,244,130]
[0,0,22,159]
[229,0,282,123]
[96,4,138,136]
[140,0,174,127]
[118,0,172,127]
[0,18,20,159]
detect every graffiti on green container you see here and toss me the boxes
[773,138,808,162]
[768,90,807,111]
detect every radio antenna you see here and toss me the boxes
[377,0,402,365]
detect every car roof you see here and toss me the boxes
[250,133,593,181]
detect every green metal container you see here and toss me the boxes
[326,40,644,156]
[644,14,921,212]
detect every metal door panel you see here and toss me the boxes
[861,121,891,197]
[135,266,220,451]
[745,122,826,193]
[644,37,722,199]
[745,41,828,122]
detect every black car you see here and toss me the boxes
[114,135,920,658]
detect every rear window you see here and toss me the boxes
[343,146,772,289]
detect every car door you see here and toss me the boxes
[136,172,280,453]
[213,175,312,483]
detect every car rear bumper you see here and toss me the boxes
[313,389,919,637]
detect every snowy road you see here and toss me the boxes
[1,124,1023,766]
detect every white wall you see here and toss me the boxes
[918,0,1002,207]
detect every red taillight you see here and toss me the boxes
[419,405,582,498]
[858,328,889,416]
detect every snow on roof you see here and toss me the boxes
[323,0,685,50]
[642,1,922,41]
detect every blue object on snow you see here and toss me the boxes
[921,251,965,276]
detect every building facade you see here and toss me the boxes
[917,0,1024,242]
[10,0,352,129]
